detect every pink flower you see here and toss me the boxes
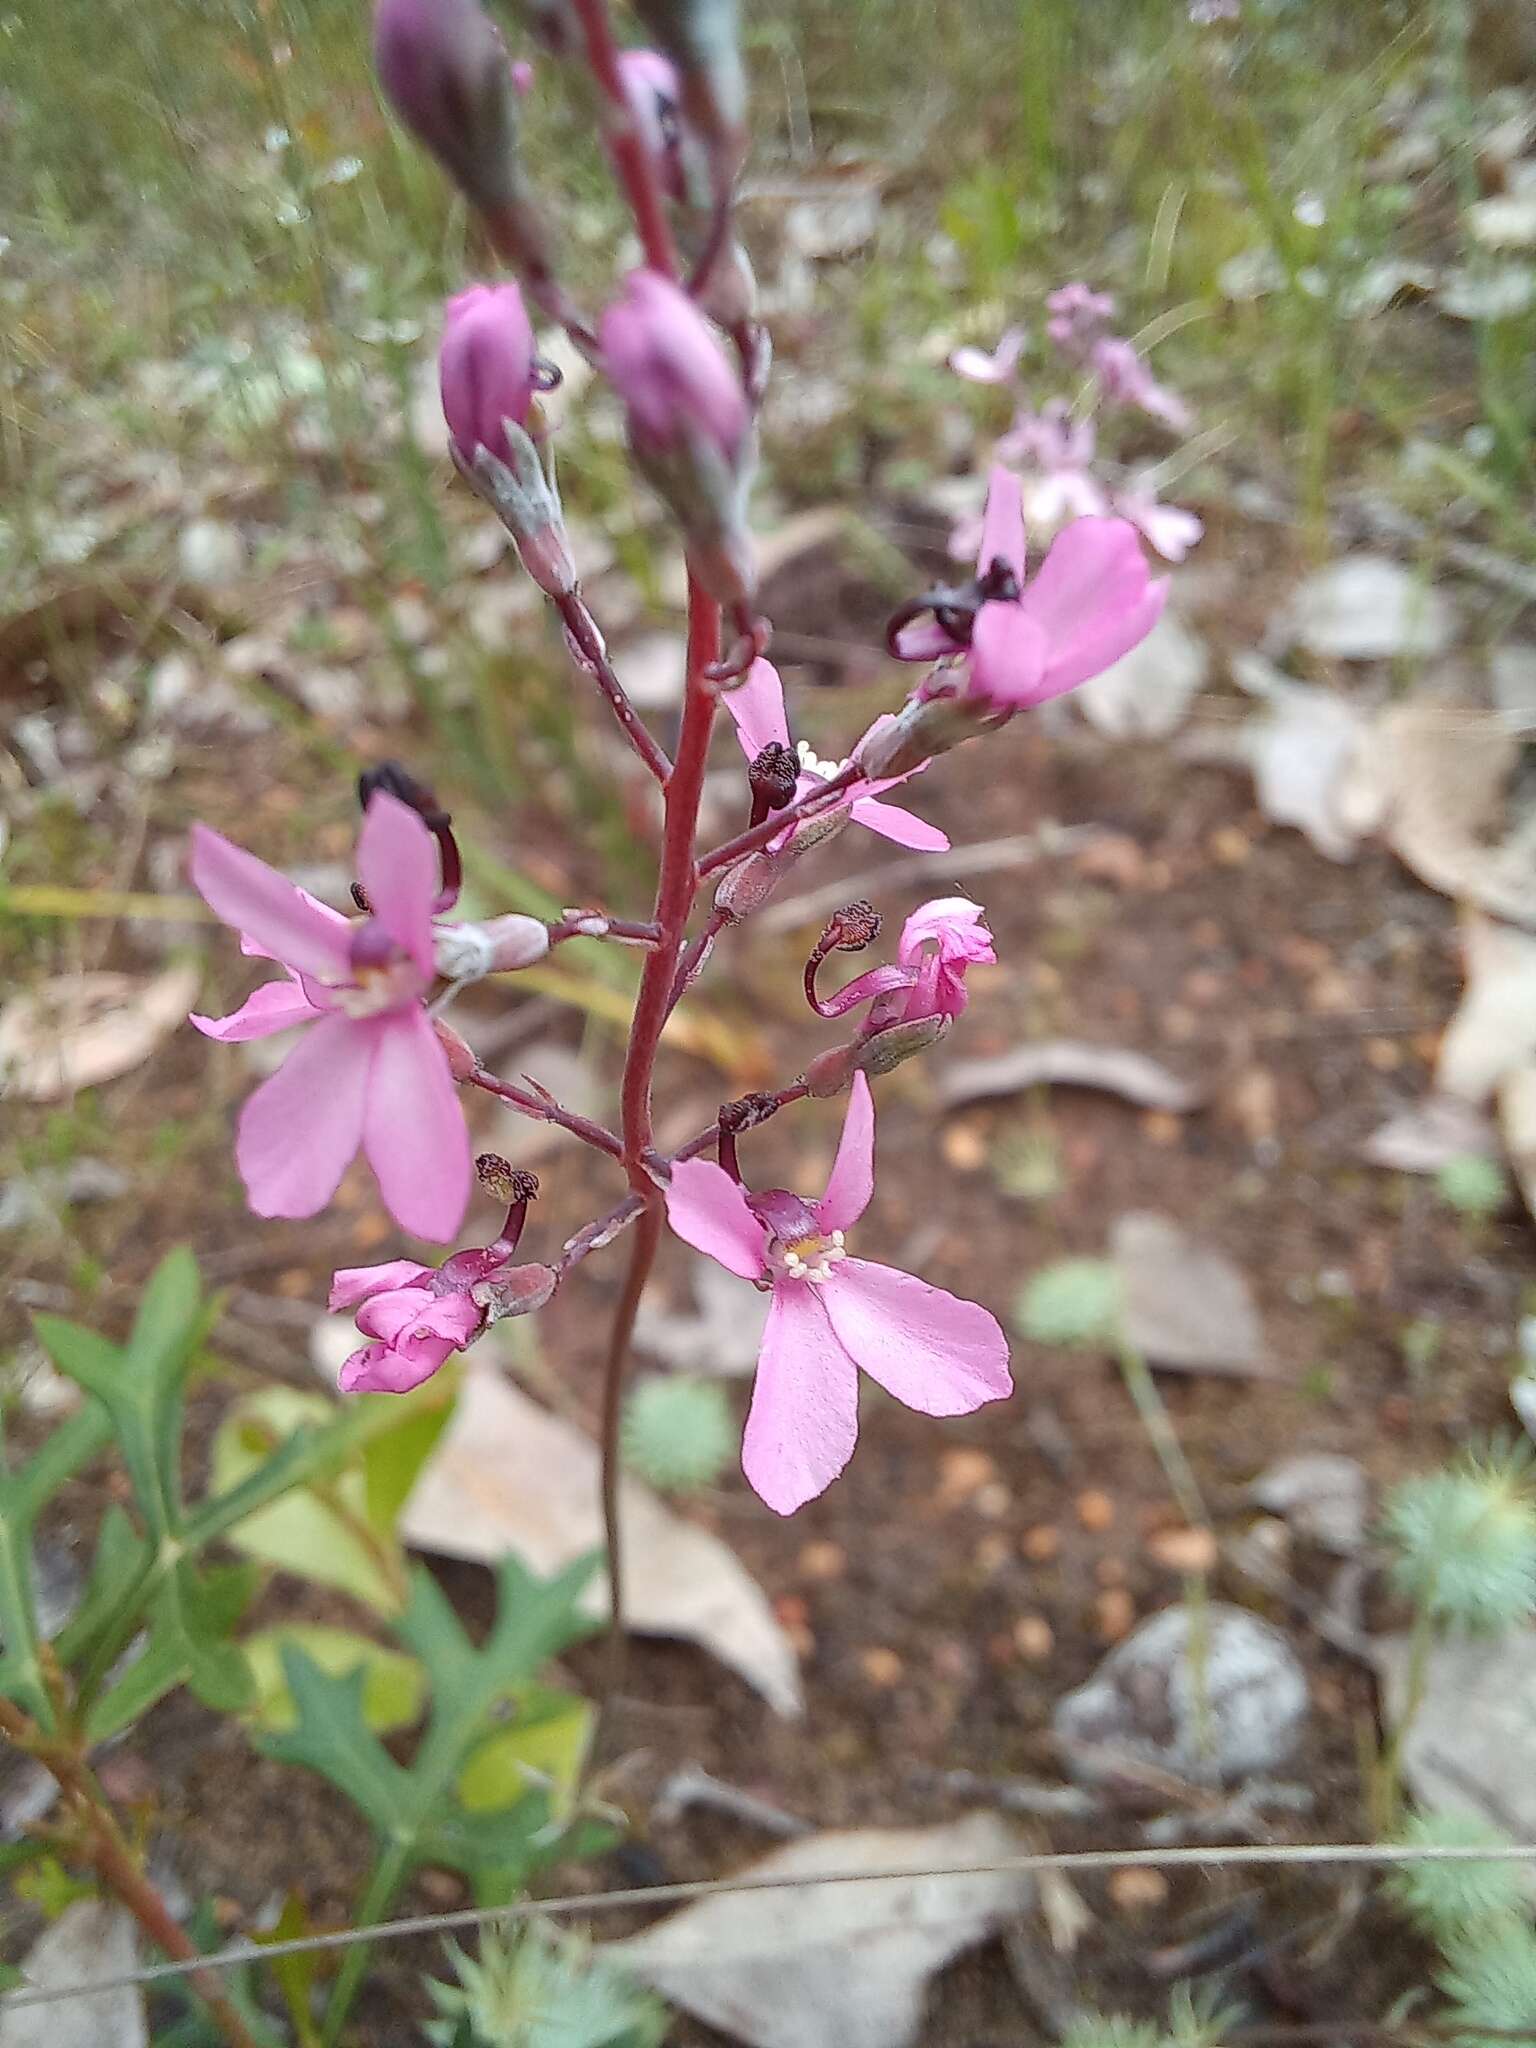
[893,897,995,1022]
[616,50,693,203]
[439,284,537,465]
[189,793,472,1241]
[665,1074,1012,1513]
[949,328,1026,385]
[1114,487,1204,564]
[329,1260,480,1393]
[1045,282,1116,354]
[898,466,1167,711]
[723,659,949,853]
[1089,336,1192,432]
[599,269,747,461]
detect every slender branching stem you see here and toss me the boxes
[466,1066,625,1160]
[696,762,861,875]
[554,589,674,785]
[569,0,681,280]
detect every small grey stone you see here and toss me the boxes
[1053,1603,1309,1800]
[1251,1452,1369,1554]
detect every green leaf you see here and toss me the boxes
[457,1688,592,1818]
[83,1560,255,1742]
[253,1892,325,2048]
[243,1625,426,1736]
[362,1394,452,1538]
[51,1505,150,1668]
[209,1389,406,1615]
[260,1647,414,1837]
[0,1404,114,1724]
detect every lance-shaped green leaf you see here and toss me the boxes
[0,1402,116,1725]
[84,1559,256,1743]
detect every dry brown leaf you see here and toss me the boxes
[1111,1212,1268,1376]
[1270,556,1456,662]
[401,1365,802,1716]
[614,1813,1033,2048]
[937,1042,1202,1113]
[1376,701,1536,927]
[1436,912,1536,1103]
[1228,657,1385,862]
[0,964,199,1102]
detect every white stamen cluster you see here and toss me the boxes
[796,738,849,784]
[778,1229,847,1285]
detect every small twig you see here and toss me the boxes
[466,1066,624,1160]
[695,763,861,876]
[653,1766,810,1839]
[554,589,673,786]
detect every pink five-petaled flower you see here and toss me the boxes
[892,897,994,1022]
[329,1260,480,1394]
[1089,335,1192,433]
[1114,485,1205,565]
[898,466,1167,712]
[439,283,538,465]
[189,792,472,1242]
[665,1073,1012,1514]
[1044,282,1116,355]
[723,658,949,853]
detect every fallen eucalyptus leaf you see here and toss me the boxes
[1076,613,1209,740]
[0,964,199,1101]
[635,1257,775,1379]
[1437,913,1536,1103]
[1373,1627,1536,1848]
[1228,656,1384,862]
[1111,1212,1268,1376]
[0,1901,145,2048]
[402,1366,802,1717]
[614,1813,1032,2048]
[1375,702,1536,928]
[938,1042,1202,1113]
[1360,1094,1500,1173]
[1269,555,1455,662]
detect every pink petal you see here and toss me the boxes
[356,792,437,980]
[356,1287,478,1346]
[819,1259,1013,1416]
[892,617,958,662]
[976,465,1027,581]
[1039,581,1167,698]
[240,886,351,964]
[664,1159,766,1281]
[816,1071,875,1234]
[190,977,326,1043]
[949,330,1025,384]
[969,601,1050,705]
[362,1006,472,1243]
[722,657,791,760]
[329,1260,435,1311]
[338,1338,455,1395]
[235,1013,370,1219]
[1016,515,1151,644]
[190,825,351,982]
[742,1284,860,1515]
[847,796,950,851]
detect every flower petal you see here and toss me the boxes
[190,977,325,1043]
[190,825,351,982]
[847,794,950,852]
[742,1284,860,1514]
[239,887,351,964]
[890,617,957,662]
[362,1006,472,1242]
[969,600,1050,705]
[356,1287,478,1346]
[328,1260,435,1311]
[949,329,1025,385]
[1038,581,1167,698]
[235,1013,370,1219]
[664,1159,765,1281]
[338,1338,454,1395]
[722,657,791,760]
[820,1259,1013,1416]
[977,464,1027,582]
[356,792,438,980]
[1016,514,1151,643]
[817,1071,875,1233]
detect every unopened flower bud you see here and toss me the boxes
[440,284,537,465]
[476,1154,539,1203]
[434,1017,479,1081]
[458,418,575,597]
[630,0,747,185]
[484,913,551,971]
[801,1040,860,1098]
[374,0,532,216]
[856,693,993,779]
[471,1259,559,1323]
[748,741,798,812]
[854,1013,951,1077]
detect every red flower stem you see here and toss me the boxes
[695,762,862,876]
[569,0,681,280]
[554,589,673,785]
[0,1701,260,2048]
[466,1067,625,1160]
[666,906,729,1010]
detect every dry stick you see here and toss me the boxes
[0,1700,260,2048]
[554,589,673,786]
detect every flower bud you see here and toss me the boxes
[630,0,747,184]
[484,913,552,970]
[855,693,993,779]
[374,0,530,216]
[439,284,537,466]
[601,269,747,462]
[801,1040,859,1098]
[434,1017,479,1080]
[854,1013,951,1077]
[616,49,701,207]
[471,1259,559,1323]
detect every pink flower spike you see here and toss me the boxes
[949,328,1025,385]
[439,284,537,467]
[1090,336,1192,432]
[663,1081,1012,1515]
